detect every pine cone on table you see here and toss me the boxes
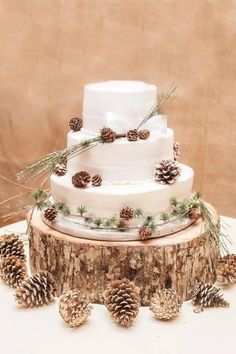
[69,117,83,131]
[100,127,116,143]
[15,271,57,308]
[138,226,153,240]
[173,142,180,161]
[92,174,102,186]
[138,129,150,140]
[127,129,139,141]
[154,160,180,185]
[0,256,26,288]
[150,289,182,320]
[0,234,25,261]
[53,162,67,176]
[72,171,91,188]
[120,207,134,220]
[44,207,58,222]
[191,282,229,308]
[59,290,92,327]
[103,279,140,327]
[217,254,236,286]
[188,207,202,221]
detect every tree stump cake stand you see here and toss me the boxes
[28,209,220,306]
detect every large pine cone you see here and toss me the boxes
[59,290,92,327]
[0,256,26,288]
[154,160,180,185]
[69,117,83,131]
[191,282,229,308]
[217,254,236,286]
[120,207,134,220]
[15,271,57,308]
[0,234,25,261]
[173,142,180,161]
[127,129,139,141]
[100,127,116,143]
[150,289,182,320]
[103,279,140,327]
[72,171,91,188]
[53,162,67,176]
[138,129,150,140]
[44,207,58,222]
[138,226,153,240]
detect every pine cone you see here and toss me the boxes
[120,207,134,220]
[138,226,153,240]
[217,254,236,286]
[0,256,26,288]
[0,234,25,261]
[59,290,92,327]
[103,279,140,327]
[150,289,182,320]
[127,129,139,141]
[191,282,229,308]
[100,127,116,143]
[173,142,180,161]
[92,174,102,186]
[72,171,91,188]
[188,207,202,221]
[154,160,180,185]
[53,162,67,176]
[69,117,83,131]
[15,271,57,308]
[138,129,150,140]
[44,207,58,222]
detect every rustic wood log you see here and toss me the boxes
[28,209,220,306]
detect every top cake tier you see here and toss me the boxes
[83,80,157,134]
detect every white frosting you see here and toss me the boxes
[50,164,194,218]
[83,81,157,133]
[67,128,174,182]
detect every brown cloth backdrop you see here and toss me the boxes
[0,0,236,220]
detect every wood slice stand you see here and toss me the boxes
[28,209,220,306]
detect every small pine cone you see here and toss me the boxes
[15,271,57,308]
[92,174,102,186]
[188,207,202,221]
[44,207,58,222]
[69,117,83,131]
[191,282,229,308]
[127,129,139,142]
[173,142,180,161]
[100,127,116,143]
[120,207,134,220]
[59,290,92,327]
[154,160,180,185]
[0,256,26,288]
[0,234,25,261]
[53,162,67,176]
[103,279,140,327]
[72,171,91,188]
[138,226,153,240]
[138,129,150,140]
[150,289,182,320]
[217,254,236,286]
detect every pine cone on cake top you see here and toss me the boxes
[154,160,180,185]
[191,282,229,308]
[150,289,182,320]
[72,171,91,188]
[103,278,140,327]
[69,117,83,131]
[217,254,236,286]
[188,207,202,221]
[127,129,139,141]
[138,129,150,140]
[53,162,67,176]
[15,271,57,308]
[100,127,116,143]
[138,226,153,240]
[0,234,25,261]
[59,290,92,327]
[0,256,26,288]
[120,207,134,220]
[44,207,58,222]
[92,174,102,186]
[173,142,180,161]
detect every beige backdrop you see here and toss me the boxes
[0,0,236,219]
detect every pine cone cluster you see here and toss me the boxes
[53,162,67,176]
[0,256,26,288]
[0,234,25,261]
[69,117,83,131]
[59,290,92,327]
[217,254,236,286]
[100,127,116,143]
[138,226,153,240]
[154,160,180,185]
[173,142,180,161]
[191,282,229,308]
[138,129,150,140]
[150,289,182,320]
[188,207,202,221]
[120,207,134,220]
[15,271,57,308]
[44,207,58,222]
[103,279,140,327]
[127,129,139,141]
[92,174,102,186]
[72,171,91,188]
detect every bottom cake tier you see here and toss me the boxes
[28,209,220,306]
